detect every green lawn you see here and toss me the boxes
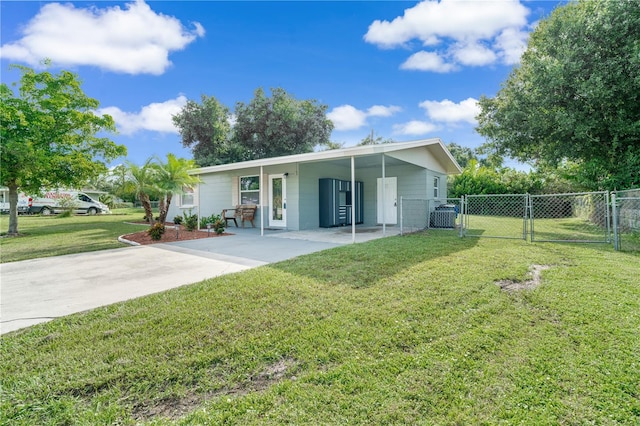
[1,226,639,424]
[0,209,147,263]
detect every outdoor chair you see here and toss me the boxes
[221,204,257,228]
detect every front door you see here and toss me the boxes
[377,177,397,224]
[269,174,286,227]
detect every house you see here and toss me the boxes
[167,138,462,236]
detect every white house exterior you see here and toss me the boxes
[167,138,462,235]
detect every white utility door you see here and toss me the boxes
[377,177,397,224]
[269,174,286,227]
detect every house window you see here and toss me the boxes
[181,186,194,206]
[433,176,440,199]
[240,176,260,204]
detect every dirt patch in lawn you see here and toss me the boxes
[131,358,297,422]
[496,264,551,292]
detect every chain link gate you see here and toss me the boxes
[529,192,610,243]
[462,192,612,244]
[463,194,529,239]
[612,189,640,251]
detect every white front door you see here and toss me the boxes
[269,174,286,227]
[377,177,397,224]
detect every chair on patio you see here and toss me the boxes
[221,204,257,228]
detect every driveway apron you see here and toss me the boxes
[1,233,341,334]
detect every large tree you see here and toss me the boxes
[233,87,334,159]
[0,64,126,236]
[172,95,242,167]
[476,0,640,190]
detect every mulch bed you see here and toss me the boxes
[122,223,231,245]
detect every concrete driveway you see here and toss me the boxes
[0,232,343,335]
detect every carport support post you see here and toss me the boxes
[260,165,264,236]
[382,154,386,236]
[351,155,356,244]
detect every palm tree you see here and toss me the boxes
[127,158,158,224]
[155,154,200,224]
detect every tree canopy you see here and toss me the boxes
[171,95,241,167]
[0,64,126,235]
[476,0,640,190]
[233,87,334,160]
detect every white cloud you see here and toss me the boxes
[0,0,204,75]
[327,105,368,131]
[494,27,529,64]
[400,51,457,73]
[419,98,480,125]
[364,0,531,71]
[367,105,402,117]
[99,95,187,135]
[452,41,497,66]
[392,120,439,136]
[328,104,401,131]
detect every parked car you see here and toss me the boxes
[29,190,110,215]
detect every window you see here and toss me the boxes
[240,176,260,204]
[433,176,440,199]
[181,186,194,206]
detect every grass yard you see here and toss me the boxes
[0,209,148,263]
[1,227,639,424]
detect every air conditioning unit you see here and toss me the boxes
[430,210,456,228]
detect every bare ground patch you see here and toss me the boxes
[496,264,551,292]
[131,358,297,422]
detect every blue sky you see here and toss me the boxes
[1,0,567,167]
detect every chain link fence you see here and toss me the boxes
[463,194,529,239]
[399,198,461,235]
[399,190,637,251]
[612,189,640,251]
[530,192,610,243]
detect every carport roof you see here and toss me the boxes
[190,138,462,175]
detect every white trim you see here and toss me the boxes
[268,174,287,228]
[190,138,461,176]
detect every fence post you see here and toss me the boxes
[400,196,404,236]
[612,193,619,251]
[606,191,612,243]
[460,196,464,237]
[528,194,534,242]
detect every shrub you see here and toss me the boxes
[99,194,115,209]
[182,210,198,231]
[173,215,183,225]
[213,218,225,235]
[200,213,225,234]
[147,222,165,241]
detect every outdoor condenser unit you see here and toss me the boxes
[429,204,457,228]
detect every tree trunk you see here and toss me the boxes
[139,192,154,224]
[7,182,19,236]
[158,197,167,224]
[158,193,172,224]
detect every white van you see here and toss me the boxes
[29,190,110,215]
[0,190,31,214]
